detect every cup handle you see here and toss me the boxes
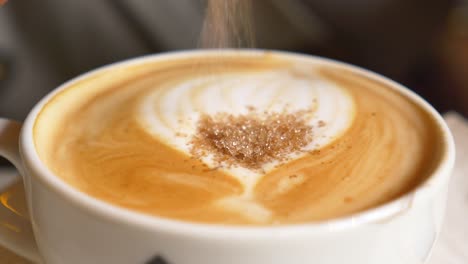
[0,118,41,263]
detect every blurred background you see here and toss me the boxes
[0,0,467,165]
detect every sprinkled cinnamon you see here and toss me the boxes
[190,109,313,170]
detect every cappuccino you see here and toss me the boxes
[34,51,444,225]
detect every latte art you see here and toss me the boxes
[139,70,354,195]
[34,52,443,225]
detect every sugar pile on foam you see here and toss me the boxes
[190,108,314,170]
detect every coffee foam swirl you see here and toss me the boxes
[137,70,355,222]
[139,70,355,194]
[34,52,443,225]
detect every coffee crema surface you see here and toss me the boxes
[34,52,444,225]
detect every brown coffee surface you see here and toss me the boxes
[34,52,444,225]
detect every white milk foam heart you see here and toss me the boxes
[138,69,355,222]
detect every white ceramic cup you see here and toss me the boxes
[0,50,455,264]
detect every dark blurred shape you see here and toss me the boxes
[269,0,450,78]
[437,2,468,116]
[146,256,170,264]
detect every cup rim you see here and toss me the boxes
[20,49,455,238]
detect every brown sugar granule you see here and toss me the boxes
[190,110,313,170]
[317,120,326,127]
